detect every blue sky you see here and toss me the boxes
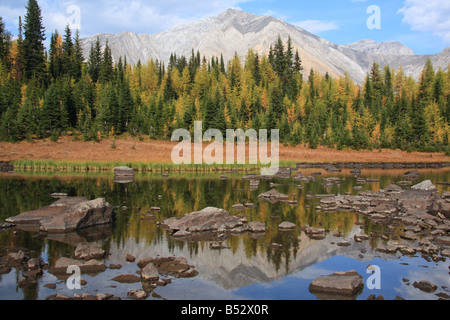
[0,0,449,55]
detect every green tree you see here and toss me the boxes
[40,83,62,135]
[0,17,12,71]
[23,0,46,81]
[88,37,102,83]
[99,42,114,84]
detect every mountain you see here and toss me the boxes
[81,9,449,84]
[345,39,414,56]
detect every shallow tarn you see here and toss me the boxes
[0,168,449,300]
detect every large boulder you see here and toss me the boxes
[6,197,115,233]
[411,180,437,191]
[309,270,364,299]
[161,207,243,233]
[114,166,134,177]
[49,257,107,276]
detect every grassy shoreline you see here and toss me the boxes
[1,136,450,173]
[10,158,450,173]
[11,159,274,173]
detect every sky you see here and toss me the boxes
[0,0,449,55]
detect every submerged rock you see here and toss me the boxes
[138,256,198,279]
[111,274,141,283]
[49,257,107,276]
[73,241,106,260]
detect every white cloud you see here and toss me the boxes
[294,19,339,34]
[398,0,450,44]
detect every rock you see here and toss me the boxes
[6,197,115,233]
[6,250,25,266]
[0,161,13,172]
[161,207,243,233]
[257,189,289,201]
[385,184,403,192]
[274,167,292,179]
[270,243,283,250]
[51,193,68,199]
[127,290,148,300]
[126,254,136,263]
[0,222,15,229]
[73,241,106,260]
[309,270,364,298]
[49,257,107,275]
[337,241,351,247]
[404,170,420,180]
[44,283,57,290]
[141,263,159,282]
[354,234,370,242]
[138,257,198,279]
[278,221,296,230]
[247,221,266,233]
[27,257,44,270]
[114,166,134,177]
[434,236,450,246]
[111,274,141,283]
[411,180,437,191]
[232,204,246,210]
[400,231,417,241]
[172,230,192,238]
[304,227,329,235]
[96,293,115,301]
[0,265,11,274]
[46,293,72,300]
[324,165,342,173]
[396,180,413,186]
[413,280,438,293]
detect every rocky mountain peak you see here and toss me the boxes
[81,9,448,84]
[346,39,415,56]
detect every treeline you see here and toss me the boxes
[0,0,449,153]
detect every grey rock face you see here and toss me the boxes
[346,39,414,56]
[81,9,449,85]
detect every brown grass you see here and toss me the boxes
[0,136,449,164]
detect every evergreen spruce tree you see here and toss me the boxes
[72,30,84,81]
[48,30,62,80]
[61,24,73,77]
[40,83,62,135]
[23,0,46,81]
[12,17,25,80]
[99,42,114,84]
[0,17,11,71]
[88,37,102,83]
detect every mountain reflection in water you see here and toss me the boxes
[0,168,449,300]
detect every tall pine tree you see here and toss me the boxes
[23,0,46,81]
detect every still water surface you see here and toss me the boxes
[0,168,449,300]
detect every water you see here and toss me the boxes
[0,168,449,300]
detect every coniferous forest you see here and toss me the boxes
[0,0,450,154]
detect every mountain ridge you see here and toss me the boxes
[81,9,449,84]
